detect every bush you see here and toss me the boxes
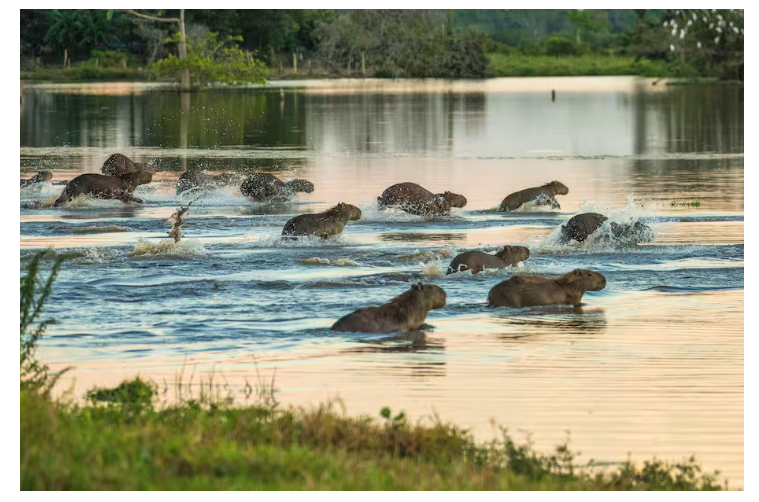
[546,36,578,56]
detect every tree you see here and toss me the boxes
[119,9,191,91]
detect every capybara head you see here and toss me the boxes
[37,171,53,182]
[545,181,569,195]
[124,170,153,187]
[410,282,447,310]
[288,179,315,193]
[334,202,362,221]
[440,191,467,208]
[558,269,606,291]
[495,245,530,264]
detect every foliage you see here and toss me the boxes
[20,252,67,396]
[153,32,268,87]
[86,377,157,410]
[21,384,726,490]
[487,53,698,78]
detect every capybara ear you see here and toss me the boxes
[412,282,424,291]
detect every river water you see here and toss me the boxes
[20,77,743,486]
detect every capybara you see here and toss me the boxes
[20,171,53,188]
[241,173,314,202]
[331,283,447,333]
[559,212,653,244]
[176,171,240,194]
[498,181,569,211]
[487,269,607,308]
[53,172,153,207]
[447,245,531,275]
[377,182,467,216]
[101,153,148,177]
[281,202,361,238]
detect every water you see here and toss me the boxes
[20,77,743,486]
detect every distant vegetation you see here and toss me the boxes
[19,252,728,490]
[21,9,743,84]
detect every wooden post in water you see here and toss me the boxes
[551,89,556,102]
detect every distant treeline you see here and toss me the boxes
[20,9,743,80]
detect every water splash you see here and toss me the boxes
[131,238,207,257]
[300,257,361,267]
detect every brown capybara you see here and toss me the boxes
[331,283,447,333]
[559,213,653,244]
[377,182,467,216]
[282,202,361,238]
[101,153,148,177]
[176,171,240,194]
[498,181,569,211]
[53,172,153,207]
[241,173,315,202]
[487,269,607,308]
[20,171,53,188]
[447,245,531,275]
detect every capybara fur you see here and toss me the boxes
[447,245,531,275]
[282,202,361,238]
[487,269,607,308]
[20,171,53,188]
[101,153,148,177]
[176,171,239,194]
[53,172,153,207]
[331,283,447,333]
[377,182,467,216]
[559,212,653,244]
[498,181,568,211]
[241,173,314,202]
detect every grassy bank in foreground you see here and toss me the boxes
[486,53,702,78]
[21,378,725,490]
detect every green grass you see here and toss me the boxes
[486,53,702,78]
[20,66,152,82]
[21,377,726,490]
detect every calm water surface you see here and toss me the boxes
[20,77,743,486]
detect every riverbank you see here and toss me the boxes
[21,54,726,84]
[21,377,726,490]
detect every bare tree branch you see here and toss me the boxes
[123,9,179,23]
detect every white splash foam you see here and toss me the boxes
[300,257,361,267]
[131,238,207,257]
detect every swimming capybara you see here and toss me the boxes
[559,212,653,244]
[331,283,447,333]
[281,202,361,238]
[240,173,314,202]
[53,172,153,207]
[377,182,467,216]
[101,153,148,177]
[498,181,569,211]
[487,269,607,308]
[447,245,531,275]
[175,171,240,194]
[20,171,53,188]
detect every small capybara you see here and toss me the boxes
[53,172,153,207]
[559,212,653,244]
[241,173,314,202]
[498,181,569,211]
[331,283,447,333]
[487,269,607,308]
[176,171,240,194]
[447,245,531,275]
[281,202,361,238]
[20,171,53,188]
[377,182,467,216]
[101,153,148,177]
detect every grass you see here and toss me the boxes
[670,200,702,207]
[20,65,152,82]
[486,53,702,78]
[19,250,728,490]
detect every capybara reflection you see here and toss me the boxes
[241,173,315,202]
[447,245,530,275]
[487,269,606,308]
[377,182,467,216]
[281,202,361,238]
[331,283,447,333]
[176,171,240,194]
[498,181,568,211]
[20,171,53,188]
[101,153,148,177]
[559,212,653,244]
[53,172,153,207]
